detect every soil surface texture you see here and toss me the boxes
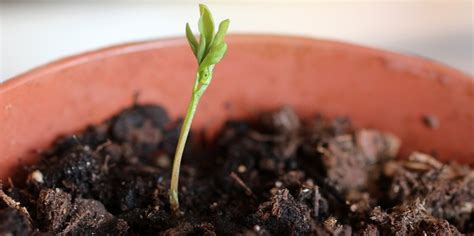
[1,104,472,235]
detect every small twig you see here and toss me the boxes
[101,155,111,173]
[7,177,14,188]
[248,131,285,142]
[0,182,33,223]
[280,134,302,158]
[313,185,320,218]
[132,90,141,106]
[302,168,346,205]
[94,139,112,153]
[229,172,254,196]
[71,135,87,150]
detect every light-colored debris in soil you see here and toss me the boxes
[408,152,443,169]
[237,165,247,173]
[274,181,283,188]
[403,152,444,171]
[155,154,171,168]
[28,170,44,184]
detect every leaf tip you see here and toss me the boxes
[199,4,209,15]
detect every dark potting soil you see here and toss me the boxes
[0,104,472,235]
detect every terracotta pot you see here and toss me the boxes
[1,35,472,180]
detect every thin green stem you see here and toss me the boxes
[169,3,228,215]
[169,74,208,213]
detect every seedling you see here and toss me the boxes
[169,4,230,213]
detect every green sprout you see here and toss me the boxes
[169,4,230,213]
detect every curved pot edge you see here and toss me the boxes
[2,34,471,93]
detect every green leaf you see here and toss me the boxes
[199,42,227,70]
[185,23,198,56]
[198,4,215,51]
[211,19,230,48]
[196,34,207,63]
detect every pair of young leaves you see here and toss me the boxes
[186,4,229,74]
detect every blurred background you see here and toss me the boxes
[0,0,472,82]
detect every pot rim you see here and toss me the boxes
[2,34,470,93]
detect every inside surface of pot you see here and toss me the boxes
[0,35,473,181]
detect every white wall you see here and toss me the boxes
[1,1,472,81]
